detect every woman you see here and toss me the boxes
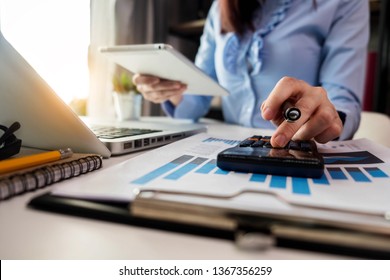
[133,0,369,147]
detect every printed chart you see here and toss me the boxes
[53,133,390,214]
[131,137,390,196]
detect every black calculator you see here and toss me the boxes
[217,135,324,178]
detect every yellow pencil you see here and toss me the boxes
[0,148,73,174]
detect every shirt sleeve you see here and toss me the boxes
[319,0,369,140]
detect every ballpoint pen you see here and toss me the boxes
[282,100,301,122]
[0,148,73,174]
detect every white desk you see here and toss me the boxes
[1,114,389,260]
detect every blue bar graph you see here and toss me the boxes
[327,167,348,180]
[215,168,230,175]
[312,174,330,185]
[345,167,371,182]
[292,177,311,195]
[195,159,217,174]
[270,176,287,189]
[164,157,208,180]
[202,137,241,146]
[250,173,267,183]
[130,149,389,197]
[131,155,193,184]
[364,167,389,178]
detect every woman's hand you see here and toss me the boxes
[261,76,343,147]
[132,74,187,105]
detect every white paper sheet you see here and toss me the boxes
[53,133,390,218]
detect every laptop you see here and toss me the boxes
[0,31,206,158]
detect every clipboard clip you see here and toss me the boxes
[133,188,389,220]
[132,188,278,251]
[131,188,390,254]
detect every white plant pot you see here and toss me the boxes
[112,91,142,121]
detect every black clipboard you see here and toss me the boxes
[28,192,234,241]
[28,191,390,259]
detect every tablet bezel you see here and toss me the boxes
[100,44,229,97]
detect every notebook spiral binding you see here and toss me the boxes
[0,155,103,201]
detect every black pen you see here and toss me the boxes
[282,101,301,122]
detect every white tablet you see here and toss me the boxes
[100,44,229,96]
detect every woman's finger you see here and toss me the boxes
[293,105,342,141]
[262,77,310,121]
[142,88,185,103]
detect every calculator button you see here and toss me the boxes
[239,140,256,147]
[300,142,312,151]
[239,136,263,147]
[251,140,265,147]
[263,142,273,148]
[287,141,301,150]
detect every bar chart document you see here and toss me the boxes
[53,133,390,220]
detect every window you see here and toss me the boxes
[0,0,90,104]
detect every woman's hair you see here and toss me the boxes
[219,0,261,35]
[219,0,317,36]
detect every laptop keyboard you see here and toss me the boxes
[91,126,162,139]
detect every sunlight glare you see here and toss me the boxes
[0,0,90,104]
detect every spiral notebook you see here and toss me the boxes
[0,149,103,201]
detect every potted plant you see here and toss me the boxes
[112,72,142,121]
